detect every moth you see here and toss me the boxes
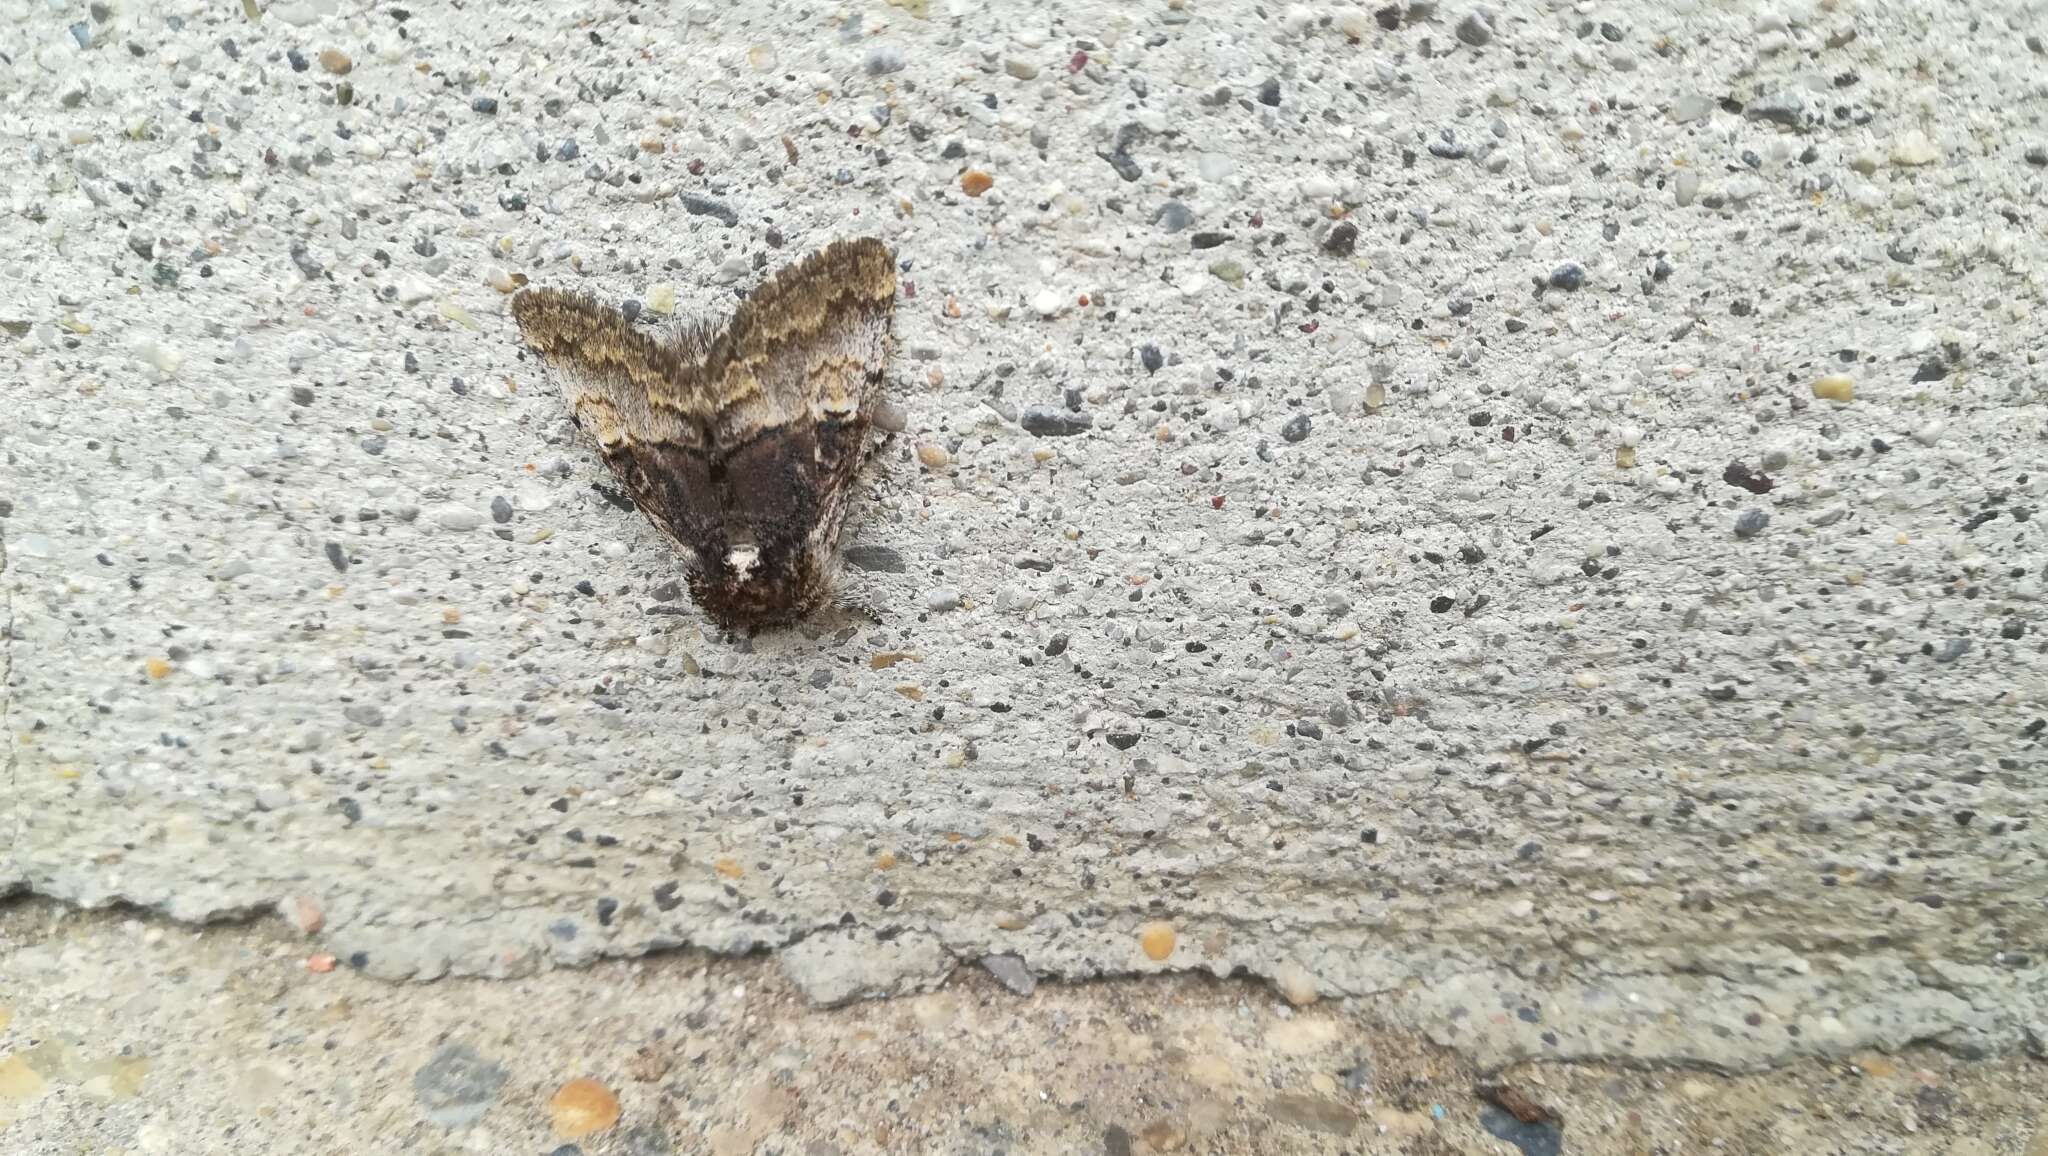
[510,237,898,629]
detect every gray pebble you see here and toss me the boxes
[434,506,483,532]
[1100,150,1142,182]
[1020,405,1093,437]
[1281,413,1313,443]
[412,1044,508,1130]
[1933,638,1971,664]
[865,44,905,75]
[925,587,962,612]
[981,953,1037,996]
[555,138,580,161]
[1547,263,1585,291]
[1745,91,1804,129]
[1733,509,1771,538]
[490,496,514,524]
[679,194,739,227]
[290,243,324,279]
[1154,200,1194,233]
[470,96,497,115]
[1257,78,1281,106]
[344,704,386,728]
[1456,12,1494,46]
[843,544,907,573]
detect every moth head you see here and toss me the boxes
[686,540,831,630]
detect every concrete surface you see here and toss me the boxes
[4,901,2047,1155]
[4,0,2046,1089]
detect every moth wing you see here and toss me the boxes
[508,289,725,560]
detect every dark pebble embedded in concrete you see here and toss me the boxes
[1733,509,1770,537]
[413,1044,509,1130]
[1257,78,1281,106]
[1281,413,1312,442]
[1140,343,1164,373]
[1547,263,1585,291]
[471,95,498,114]
[1322,220,1358,256]
[843,544,908,573]
[1457,11,1494,46]
[1099,150,1142,181]
[1155,200,1193,232]
[681,193,739,226]
[981,953,1037,996]
[491,496,514,523]
[1021,405,1093,436]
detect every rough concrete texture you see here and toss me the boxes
[5,902,2048,1154]
[3,0,2045,1079]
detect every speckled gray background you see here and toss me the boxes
[3,0,2043,1072]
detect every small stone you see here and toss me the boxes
[1004,57,1040,80]
[843,545,907,573]
[434,505,483,531]
[1812,373,1855,402]
[916,442,952,469]
[1670,93,1714,124]
[317,48,352,75]
[490,496,514,524]
[2026,145,2048,167]
[1257,78,1281,106]
[549,1078,621,1139]
[1273,961,1320,1006]
[1139,344,1164,373]
[144,657,173,680]
[1139,922,1176,961]
[1208,259,1245,285]
[1021,405,1092,436]
[1547,263,1585,291]
[1745,90,1804,128]
[1322,220,1359,256]
[1733,509,1770,538]
[1456,11,1493,46]
[556,138,580,162]
[961,169,994,197]
[1890,130,1941,167]
[1154,200,1194,232]
[1100,150,1142,181]
[414,1045,509,1130]
[1031,289,1065,318]
[925,587,963,612]
[681,194,738,226]
[981,954,1037,996]
[864,44,905,75]
[1675,168,1700,207]
[1281,413,1312,443]
[471,96,498,115]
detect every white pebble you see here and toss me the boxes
[1889,130,1941,167]
[433,505,482,531]
[1031,288,1065,318]
[925,587,963,612]
[133,338,184,375]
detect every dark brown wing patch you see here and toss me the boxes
[510,237,897,629]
